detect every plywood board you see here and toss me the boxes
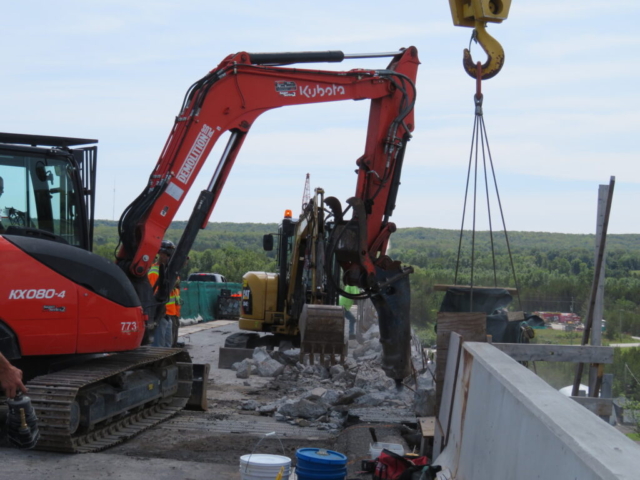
[435,312,486,410]
[434,332,462,459]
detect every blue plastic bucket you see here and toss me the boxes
[295,448,347,480]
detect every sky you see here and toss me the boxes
[1,1,638,235]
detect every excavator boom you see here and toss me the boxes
[118,48,419,380]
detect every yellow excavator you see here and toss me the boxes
[229,188,348,364]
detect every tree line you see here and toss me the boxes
[93,220,640,337]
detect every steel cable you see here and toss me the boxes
[454,62,522,310]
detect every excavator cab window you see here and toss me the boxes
[275,218,297,270]
[0,151,84,247]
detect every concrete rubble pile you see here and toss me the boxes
[230,323,437,433]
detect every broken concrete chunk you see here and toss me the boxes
[256,358,285,377]
[322,389,341,406]
[312,364,330,379]
[283,348,301,361]
[252,347,271,363]
[329,364,345,377]
[353,392,389,407]
[414,374,437,417]
[302,364,329,379]
[358,353,381,363]
[363,324,380,341]
[270,350,300,366]
[354,367,395,391]
[334,387,366,405]
[278,365,299,381]
[236,365,250,379]
[306,387,327,400]
[257,403,279,414]
[331,405,350,414]
[278,398,328,420]
[240,400,259,411]
[235,358,254,379]
[352,345,368,359]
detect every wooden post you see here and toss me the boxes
[589,184,608,394]
[572,177,615,397]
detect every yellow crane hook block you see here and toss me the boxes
[449,0,511,27]
[449,0,512,80]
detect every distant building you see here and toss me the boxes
[535,311,581,324]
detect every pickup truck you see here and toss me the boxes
[187,272,227,283]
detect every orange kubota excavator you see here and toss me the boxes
[0,47,419,452]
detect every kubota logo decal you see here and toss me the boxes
[275,81,296,92]
[176,124,214,185]
[9,289,66,300]
[300,84,346,98]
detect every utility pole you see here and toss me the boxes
[570,296,574,313]
[619,311,622,343]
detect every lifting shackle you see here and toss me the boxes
[449,0,512,80]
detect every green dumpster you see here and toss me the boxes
[180,281,242,322]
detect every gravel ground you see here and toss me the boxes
[0,321,416,480]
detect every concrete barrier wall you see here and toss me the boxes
[434,342,640,480]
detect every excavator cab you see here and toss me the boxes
[237,192,347,364]
[239,211,298,341]
[0,133,97,250]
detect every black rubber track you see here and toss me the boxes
[26,346,192,453]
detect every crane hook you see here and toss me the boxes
[463,21,504,80]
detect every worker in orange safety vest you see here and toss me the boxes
[166,282,181,347]
[148,240,175,347]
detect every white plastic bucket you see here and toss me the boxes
[240,454,291,480]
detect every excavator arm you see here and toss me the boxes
[117,48,419,379]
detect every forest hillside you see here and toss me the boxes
[94,220,640,338]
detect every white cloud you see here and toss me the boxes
[1,0,638,234]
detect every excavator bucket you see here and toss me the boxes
[299,304,347,366]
